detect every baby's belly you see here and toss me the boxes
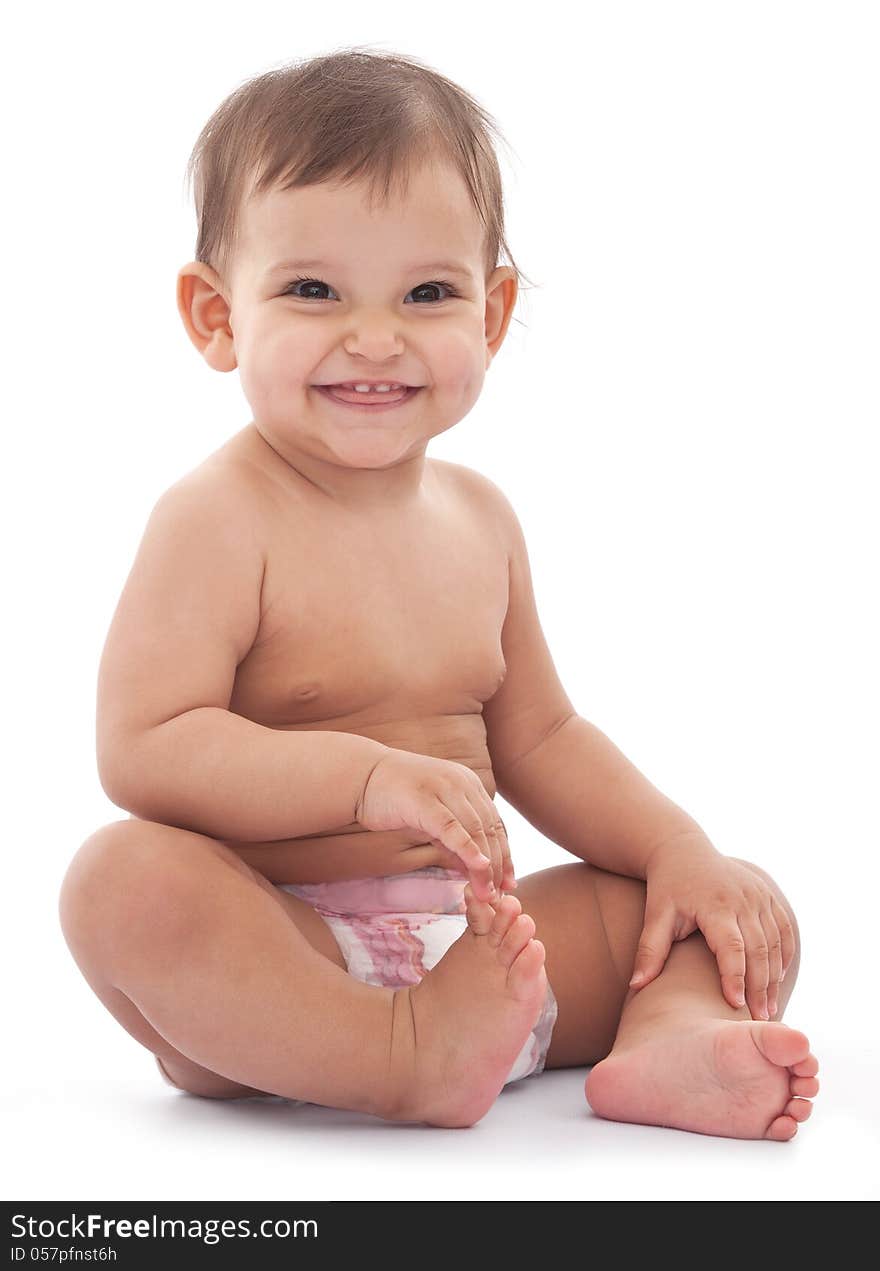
[227,828,460,885]
[223,711,497,885]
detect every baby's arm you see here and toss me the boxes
[97,475,387,842]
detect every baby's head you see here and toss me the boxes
[177,48,531,485]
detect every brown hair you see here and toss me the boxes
[182,45,535,307]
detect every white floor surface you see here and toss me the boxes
[5,1030,877,1202]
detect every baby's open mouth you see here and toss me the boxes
[314,384,422,407]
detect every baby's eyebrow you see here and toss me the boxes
[264,258,474,280]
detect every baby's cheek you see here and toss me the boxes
[243,338,307,411]
[433,328,482,385]
[459,364,487,412]
[445,348,486,410]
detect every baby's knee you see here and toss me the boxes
[59,820,209,960]
[60,822,130,942]
[730,857,801,961]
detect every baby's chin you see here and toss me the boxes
[324,438,432,472]
[262,421,432,476]
[248,407,457,479]
[312,424,445,469]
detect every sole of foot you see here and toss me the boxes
[389,889,548,1128]
[585,1018,820,1140]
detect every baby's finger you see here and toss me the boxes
[771,896,797,982]
[493,813,517,890]
[761,907,784,1016]
[702,914,747,1010]
[501,846,517,892]
[459,795,504,896]
[465,791,504,894]
[456,797,505,901]
[483,815,508,894]
[474,795,514,892]
[738,909,771,1020]
[427,797,495,899]
[484,823,505,894]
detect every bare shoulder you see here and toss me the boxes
[97,446,271,763]
[151,443,272,551]
[430,458,518,558]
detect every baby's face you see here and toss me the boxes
[178,159,517,475]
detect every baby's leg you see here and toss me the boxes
[513,860,820,1141]
[59,820,545,1126]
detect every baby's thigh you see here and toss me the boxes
[157,885,348,1099]
[269,886,349,972]
[514,862,644,1067]
[60,820,348,1097]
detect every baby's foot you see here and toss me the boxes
[585,1018,820,1140]
[388,887,547,1128]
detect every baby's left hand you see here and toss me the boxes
[629,842,797,1019]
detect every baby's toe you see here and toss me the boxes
[791,1052,819,1079]
[785,1096,813,1123]
[463,883,496,936]
[506,937,546,997]
[487,894,522,947]
[790,1075,819,1098]
[497,912,536,969]
[765,1115,799,1142]
[752,1022,811,1069]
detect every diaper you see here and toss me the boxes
[279,866,558,1086]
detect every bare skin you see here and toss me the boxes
[202,424,511,888]
[60,429,818,1135]
[61,435,554,1126]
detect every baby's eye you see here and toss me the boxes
[407,281,460,303]
[281,277,460,303]
[283,277,336,301]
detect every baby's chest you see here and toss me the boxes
[231,520,509,726]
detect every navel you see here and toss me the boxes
[292,683,321,702]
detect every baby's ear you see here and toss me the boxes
[484,266,518,359]
[176,261,237,372]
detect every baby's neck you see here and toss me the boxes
[239,421,434,512]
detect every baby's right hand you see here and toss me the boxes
[354,749,515,902]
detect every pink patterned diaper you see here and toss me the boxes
[279,866,558,1086]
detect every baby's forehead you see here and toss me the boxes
[237,165,485,273]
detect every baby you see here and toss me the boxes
[59,47,819,1137]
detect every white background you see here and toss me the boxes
[2,0,877,1203]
